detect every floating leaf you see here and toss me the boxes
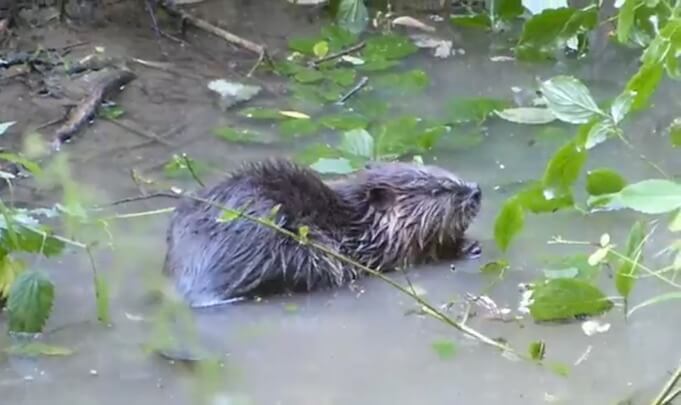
[325,68,357,87]
[376,69,430,91]
[542,140,587,194]
[340,129,374,159]
[319,113,369,130]
[516,182,574,213]
[447,97,510,124]
[335,0,369,35]
[540,76,605,124]
[480,260,509,277]
[5,342,74,357]
[288,37,322,55]
[213,127,265,144]
[321,24,358,50]
[528,341,546,361]
[7,270,55,333]
[357,59,399,71]
[431,340,457,360]
[279,119,320,138]
[294,68,325,84]
[310,158,355,174]
[494,197,525,252]
[363,34,418,61]
[0,121,15,136]
[494,107,556,124]
[615,221,646,298]
[529,278,614,322]
[586,169,627,196]
[313,41,329,58]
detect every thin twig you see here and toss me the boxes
[337,76,368,105]
[103,117,175,147]
[181,153,205,187]
[310,41,366,67]
[652,360,681,405]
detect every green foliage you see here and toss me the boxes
[447,97,510,124]
[528,341,546,361]
[4,341,74,357]
[362,34,418,62]
[99,105,125,120]
[586,169,627,196]
[431,339,458,360]
[539,76,605,124]
[163,154,209,180]
[335,0,369,35]
[7,270,55,333]
[542,139,587,195]
[588,179,681,214]
[495,107,556,124]
[310,157,355,174]
[615,221,646,299]
[214,127,265,144]
[494,197,524,252]
[668,118,681,147]
[542,254,600,281]
[529,278,614,322]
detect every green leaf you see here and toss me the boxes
[279,119,320,138]
[219,210,240,222]
[494,197,525,252]
[496,0,524,21]
[94,272,110,324]
[542,140,587,194]
[670,209,681,232]
[294,68,325,84]
[0,222,65,258]
[295,143,342,165]
[516,182,574,213]
[213,127,265,144]
[335,0,369,35]
[447,97,510,124]
[319,113,369,130]
[310,158,355,174]
[450,14,491,29]
[615,221,646,298]
[357,59,400,72]
[591,179,681,214]
[163,155,209,180]
[5,342,74,357]
[668,118,681,147]
[540,76,605,124]
[610,90,636,125]
[0,255,25,299]
[480,260,509,277]
[431,340,457,360]
[0,121,15,136]
[99,105,125,120]
[584,119,617,150]
[376,69,430,91]
[313,41,329,58]
[7,270,55,333]
[340,129,374,159]
[239,107,286,120]
[363,34,418,61]
[586,169,627,196]
[325,68,357,87]
[548,362,571,377]
[0,152,42,176]
[543,254,600,281]
[617,0,639,44]
[529,278,614,322]
[625,63,663,111]
[494,107,556,124]
[528,341,546,361]
[321,24,358,50]
[288,37,322,55]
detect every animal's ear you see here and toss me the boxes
[367,187,396,210]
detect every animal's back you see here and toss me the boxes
[163,159,355,307]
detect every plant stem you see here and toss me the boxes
[652,360,681,405]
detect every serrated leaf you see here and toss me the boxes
[542,140,587,194]
[310,158,355,174]
[0,223,65,258]
[340,129,374,159]
[431,340,457,360]
[592,179,681,214]
[586,169,627,196]
[494,197,525,252]
[7,270,55,333]
[0,255,25,299]
[615,221,646,298]
[529,278,614,322]
[0,121,15,136]
[610,90,636,124]
[494,107,556,124]
[540,76,605,124]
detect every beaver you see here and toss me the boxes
[162,158,482,308]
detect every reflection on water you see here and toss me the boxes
[1,3,681,405]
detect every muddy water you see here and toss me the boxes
[2,3,681,405]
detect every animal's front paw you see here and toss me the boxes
[461,239,482,260]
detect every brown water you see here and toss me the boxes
[1,1,681,404]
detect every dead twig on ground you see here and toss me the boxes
[103,117,175,147]
[158,0,272,76]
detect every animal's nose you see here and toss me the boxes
[470,185,482,203]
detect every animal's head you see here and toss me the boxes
[350,161,482,260]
